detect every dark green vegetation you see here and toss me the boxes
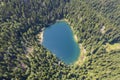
[0,0,120,80]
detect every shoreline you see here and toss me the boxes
[38,19,86,65]
[57,19,79,42]
[38,28,45,44]
[75,44,87,65]
[62,19,87,65]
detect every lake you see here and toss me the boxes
[42,21,80,64]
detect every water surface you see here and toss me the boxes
[42,21,80,64]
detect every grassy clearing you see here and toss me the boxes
[105,43,120,52]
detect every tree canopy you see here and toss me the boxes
[0,0,120,79]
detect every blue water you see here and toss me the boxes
[42,21,80,64]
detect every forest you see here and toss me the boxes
[0,0,120,80]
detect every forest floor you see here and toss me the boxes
[100,26,105,34]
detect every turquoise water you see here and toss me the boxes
[42,21,80,64]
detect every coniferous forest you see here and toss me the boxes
[0,0,120,80]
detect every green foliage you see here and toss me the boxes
[0,0,120,80]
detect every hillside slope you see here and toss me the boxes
[0,0,120,79]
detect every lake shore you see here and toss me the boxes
[57,19,78,42]
[61,18,87,65]
[75,44,87,65]
[38,19,86,65]
[38,28,45,44]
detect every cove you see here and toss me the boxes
[42,21,80,64]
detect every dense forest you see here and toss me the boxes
[0,0,120,80]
